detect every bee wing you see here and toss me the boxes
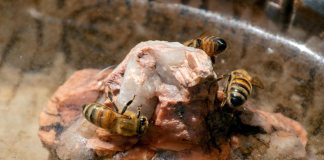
[92,65,117,104]
[183,39,195,47]
[94,65,117,79]
[115,113,131,119]
[184,29,220,47]
[99,105,130,119]
[196,29,220,39]
[251,76,265,89]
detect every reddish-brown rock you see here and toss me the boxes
[38,68,112,151]
[38,41,310,159]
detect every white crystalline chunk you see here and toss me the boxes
[107,41,215,119]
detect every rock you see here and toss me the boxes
[38,68,112,153]
[56,118,97,160]
[113,145,155,160]
[227,102,308,159]
[105,41,215,120]
[38,41,310,159]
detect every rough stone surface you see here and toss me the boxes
[38,41,310,159]
[37,68,112,159]
[105,41,215,119]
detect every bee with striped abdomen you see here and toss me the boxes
[217,69,265,107]
[184,30,228,64]
[82,88,148,136]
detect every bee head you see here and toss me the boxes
[137,117,149,135]
[215,38,227,52]
[196,39,202,48]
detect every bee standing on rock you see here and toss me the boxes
[82,87,148,136]
[217,69,265,107]
[184,30,228,64]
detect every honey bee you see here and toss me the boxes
[82,88,148,136]
[217,69,265,107]
[184,30,228,64]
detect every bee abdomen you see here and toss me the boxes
[229,88,246,107]
[82,103,115,130]
[230,95,244,107]
[229,77,252,107]
[232,77,252,94]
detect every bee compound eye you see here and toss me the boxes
[196,39,202,47]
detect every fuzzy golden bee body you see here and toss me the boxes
[217,69,264,107]
[82,88,148,136]
[184,30,228,63]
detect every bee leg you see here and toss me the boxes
[219,73,231,108]
[121,95,136,115]
[107,86,119,113]
[211,56,216,65]
[216,73,231,81]
[220,98,227,107]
